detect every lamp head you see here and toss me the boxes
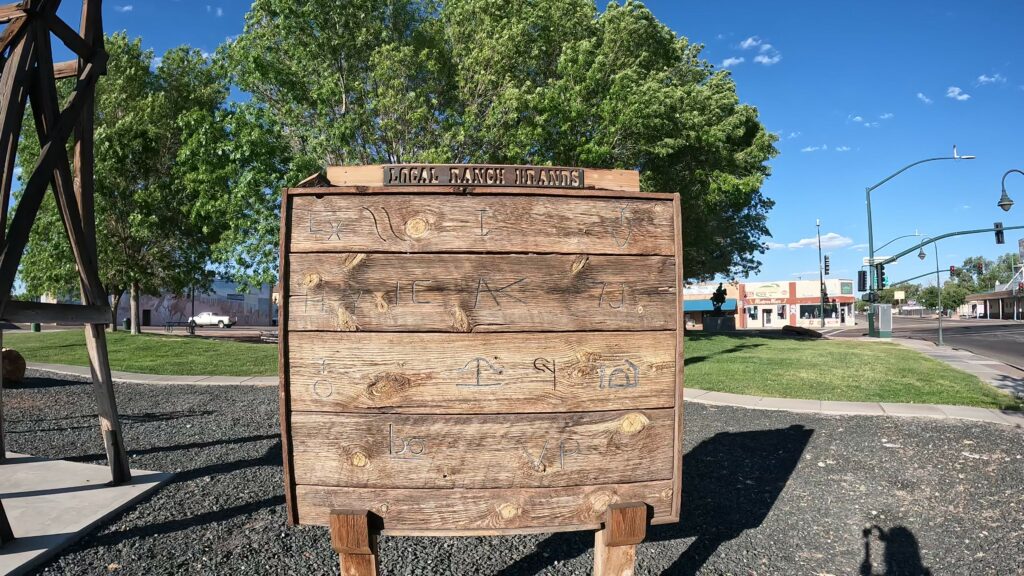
[953,145,976,160]
[998,188,1014,212]
[918,248,927,261]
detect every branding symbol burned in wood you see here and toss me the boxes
[388,424,427,459]
[458,357,505,387]
[533,357,557,389]
[609,207,633,248]
[595,282,626,310]
[599,360,640,390]
[473,278,526,309]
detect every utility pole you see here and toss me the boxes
[817,219,825,328]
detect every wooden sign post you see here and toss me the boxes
[278,164,683,575]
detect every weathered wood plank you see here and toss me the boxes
[291,409,674,489]
[1,300,109,324]
[53,58,77,79]
[287,254,676,332]
[288,331,675,414]
[289,195,674,255]
[295,480,675,535]
[325,165,640,192]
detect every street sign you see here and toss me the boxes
[277,164,684,573]
[894,290,905,300]
[862,256,894,265]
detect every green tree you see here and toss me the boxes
[940,282,969,312]
[229,0,778,279]
[918,285,940,310]
[16,34,284,332]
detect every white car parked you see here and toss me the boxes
[188,311,236,328]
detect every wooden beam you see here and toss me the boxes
[46,12,90,61]
[0,4,25,24]
[329,510,380,576]
[1,300,110,324]
[0,498,13,545]
[0,14,27,57]
[0,28,32,237]
[0,59,99,306]
[52,58,76,79]
[29,20,105,304]
[593,502,648,576]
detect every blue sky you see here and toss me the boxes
[94,1,1024,288]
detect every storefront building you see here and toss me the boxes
[963,283,1024,320]
[737,279,856,329]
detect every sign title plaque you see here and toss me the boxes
[383,164,585,188]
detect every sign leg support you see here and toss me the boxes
[330,509,380,576]
[593,502,648,576]
[0,499,13,545]
[84,325,131,484]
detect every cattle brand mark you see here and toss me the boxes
[595,282,626,309]
[458,357,504,387]
[312,379,333,398]
[533,357,556,389]
[522,438,580,472]
[477,208,490,236]
[599,360,639,389]
[609,207,633,248]
[362,206,409,243]
[473,278,526,309]
[389,424,427,459]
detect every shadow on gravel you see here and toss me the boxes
[66,433,279,464]
[6,376,83,390]
[859,525,932,575]
[494,425,812,576]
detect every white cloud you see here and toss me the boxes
[850,115,864,123]
[800,146,818,152]
[863,121,879,128]
[946,86,971,101]
[722,57,745,68]
[916,92,933,104]
[739,36,761,50]
[753,53,781,66]
[765,242,786,250]
[849,243,868,251]
[759,43,773,53]
[787,131,801,139]
[114,4,132,11]
[216,7,223,16]
[960,205,971,210]
[880,112,894,120]
[836,146,851,152]
[977,73,1006,85]
[788,232,853,250]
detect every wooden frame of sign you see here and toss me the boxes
[279,164,683,576]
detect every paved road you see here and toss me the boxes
[4,371,1023,575]
[833,314,1024,369]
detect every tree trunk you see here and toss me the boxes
[130,282,141,335]
[109,288,122,332]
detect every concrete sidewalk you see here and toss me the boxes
[893,337,1024,399]
[684,388,1023,428]
[27,363,276,387]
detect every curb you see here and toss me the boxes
[26,363,277,387]
[684,388,1023,429]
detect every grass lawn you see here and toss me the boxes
[685,333,1022,410]
[3,330,277,377]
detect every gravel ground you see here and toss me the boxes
[2,370,1023,575]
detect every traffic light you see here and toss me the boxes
[995,222,1005,244]
[950,265,956,275]
[878,264,888,288]
[857,270,867,292]
[823,255,830,275]
[977,262,984,274]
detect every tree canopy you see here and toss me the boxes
[229,0,778,279]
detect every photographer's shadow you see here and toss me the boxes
[495,424,813,575]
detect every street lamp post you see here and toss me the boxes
[918,238,943,346]
[999,169,1023,212]
[817,219,825,328]
[865,146,975,336]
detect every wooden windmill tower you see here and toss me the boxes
[0,0,129,544]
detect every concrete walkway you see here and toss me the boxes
[892,337,1024,399]
[27,363,276,387]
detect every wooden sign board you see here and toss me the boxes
[279,164,683,543]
